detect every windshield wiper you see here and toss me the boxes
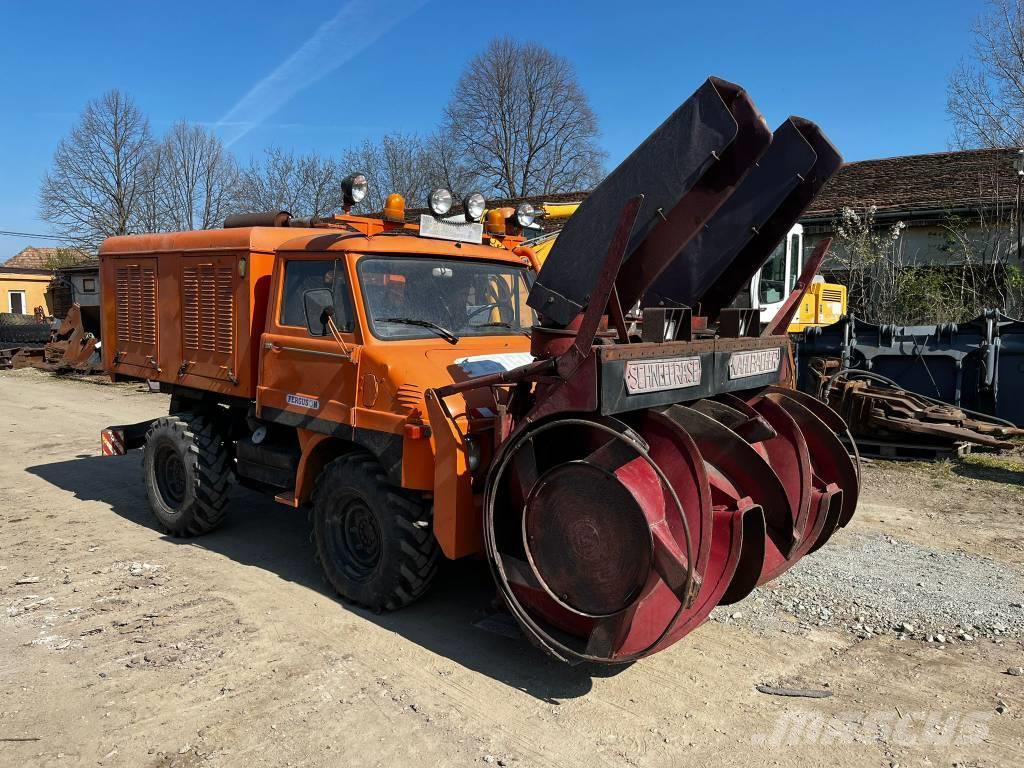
[475,321,530,336]
[377,317,459,344]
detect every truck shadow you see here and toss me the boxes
[26,454,624,700]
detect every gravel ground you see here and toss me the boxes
[715,529,1024,644]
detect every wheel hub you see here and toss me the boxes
[329,499,382,577]
[154,445,187,508]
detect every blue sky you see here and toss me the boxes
[0,0,983,256]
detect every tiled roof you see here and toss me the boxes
[3,246,92,270]
[804,147,1021,218]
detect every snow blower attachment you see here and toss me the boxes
[427,76,857,664]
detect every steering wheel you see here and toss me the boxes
[461,302,504,327]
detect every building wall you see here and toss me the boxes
[805,220,1007,270]
[69,271,100,307]
[0,271,53,314]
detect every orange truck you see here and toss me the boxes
[99,77,859,665]
[101,181,539,609]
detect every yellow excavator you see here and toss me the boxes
[525,202,846,333]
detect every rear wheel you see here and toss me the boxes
[311,453,439,611]
[142,413,232,536]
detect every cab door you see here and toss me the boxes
[750,225,803,324]
[257,254,359,432]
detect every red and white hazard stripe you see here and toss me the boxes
[100,429,126,456]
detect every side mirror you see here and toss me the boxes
[303,288,335,336]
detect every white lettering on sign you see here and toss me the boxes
[624,357,702,395]
[286,393,320,410]
[728,348,782,379]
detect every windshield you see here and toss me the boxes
[358,256,536,341]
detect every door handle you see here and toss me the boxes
[264,342,349,360]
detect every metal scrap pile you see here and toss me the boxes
[807,358,1024,454]
[0,304,101,374]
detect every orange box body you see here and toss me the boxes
[99,227,322,398]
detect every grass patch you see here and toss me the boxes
[953,452,1024,487]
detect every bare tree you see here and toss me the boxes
[132,146,171,233]
[159,121,238,230]
[233,147,345,218]
[342,133,432,211]
[39,90,153,250]
[948,0,1024,148]
[443,38,605,198]
[423,129,478,201]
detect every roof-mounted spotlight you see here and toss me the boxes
[428,188,453,217]
[463,192,486,222]
[514,202,536,228]
[341,172,369,211]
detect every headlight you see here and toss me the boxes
[515,202,536,228]
[428,188,453,216]
[341,172,368,207]
[463,192,486,222]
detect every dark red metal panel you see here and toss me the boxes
[700,118,842,319]
[529,77,770,326]
[643,118,819,313]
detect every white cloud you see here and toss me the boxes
[216,0,428,146]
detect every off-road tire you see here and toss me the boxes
[142,413,232,536]
[311,453,439,611]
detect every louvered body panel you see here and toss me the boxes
[112,260,159,370]
[181,256,237,382]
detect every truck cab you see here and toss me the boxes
[747,223,847,332]
[253,234,537,553]
[750,224,804,322]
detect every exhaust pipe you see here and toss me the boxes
[223,210,291,228]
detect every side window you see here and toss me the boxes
[280,259,354,334]
[758,240,787,304]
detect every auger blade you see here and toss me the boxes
[485,412,721,663]
[662,404,795,566]
[764,388,860,528]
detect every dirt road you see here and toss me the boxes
[1,368,1022,767]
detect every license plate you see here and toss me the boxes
[286,393,320,409]
[624,356,702,394]
[728,348,781,379]
[419,214,483,243]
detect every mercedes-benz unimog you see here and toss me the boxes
[99,76,859,664]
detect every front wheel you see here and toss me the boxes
[311,453,439,611]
